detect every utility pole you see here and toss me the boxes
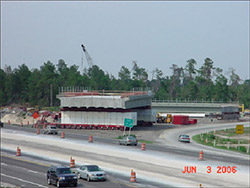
[50,84,53,106]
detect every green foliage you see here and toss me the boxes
[213,74,229,101]
[192,133,249,154]
[118,66,131,90]
[208,134,216,140]
[138,140,154,144]
[238,146,247,152]
[1,58,249,108]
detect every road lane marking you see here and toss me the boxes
[1,162,8,166]
[1,153,50,167]
[27,170,38,174]
[27,169,46,176]
[111,180,139,188]
[1,160,46,176]
[2,153,137,187]
[1,173,48,188]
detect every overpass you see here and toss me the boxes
[151,99,239,115]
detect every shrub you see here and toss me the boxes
[208,134,215,140]
[238,146,247,153]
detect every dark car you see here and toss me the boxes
[178,135,190,143]
[0,121,3,128]
[119,135,138,146]
[47,165,78,187]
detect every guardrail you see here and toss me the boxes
[152,99,239,104]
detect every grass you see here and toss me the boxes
[138,140,154,144]
[192,131,250,155]
[216,127,250,136]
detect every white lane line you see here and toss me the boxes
[27,170,46,176]
[1,163,8,166]
[1,173,48,188]
[27,170,38,174]
[1,162,46,176]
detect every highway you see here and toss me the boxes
[1,152,164,188]
[160,121,250,158]
[3,124,249,166]
[1,122,249,188]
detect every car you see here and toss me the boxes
[119,135,138,146]
[0,121,3,128]
[47,165,78,187]
[178,135,190,143]
[43,125,58,135]
[77,165,106,181]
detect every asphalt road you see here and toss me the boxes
[1,152,160,188]
[2,124,249,166]
[1,122,249,188]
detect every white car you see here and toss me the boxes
[43,125,58,135]
[77,165,106,181]
[178,135,190,143]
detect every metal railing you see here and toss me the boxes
[152,99,239,104]
[57,86,152,97]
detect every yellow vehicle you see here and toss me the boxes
[156,113,172,123]
[239,104,244,113]
[166,114,172,123]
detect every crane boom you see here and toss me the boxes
[81,44,93,68]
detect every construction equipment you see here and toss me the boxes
[156,113,172,123]
[81,44,93,68]
[239,104,245,113]
[166,114,172,123]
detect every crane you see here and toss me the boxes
[81,44,93,69]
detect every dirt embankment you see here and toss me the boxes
[1,107,54,125]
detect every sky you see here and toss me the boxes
[1,1,249,80]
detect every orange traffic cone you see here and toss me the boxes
[70,157,75,168]
[141,143,146,151]
[16,147,21,156]
[199,150,204,160]
[61,132,65,139]
[88,135,93,143]
[130,170,136,182]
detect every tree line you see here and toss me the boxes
[0,58,249,108]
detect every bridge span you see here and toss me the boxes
[151,99,239,115]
